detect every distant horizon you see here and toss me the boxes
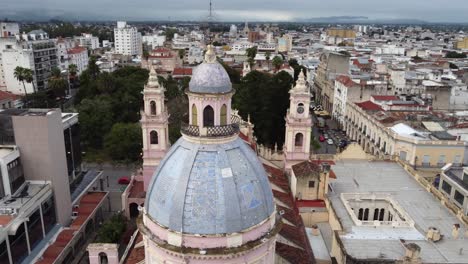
[2,0,468,24]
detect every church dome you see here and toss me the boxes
[188,45,232,94]
[145,137,275,235]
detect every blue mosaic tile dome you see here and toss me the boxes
[145,137,275,235]
[188,62,232,94]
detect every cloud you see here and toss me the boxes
[1,0,468,22]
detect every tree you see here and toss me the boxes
[233,70,293,147]
[68,64,78,78]
[48,67,68,98]
[246,46,257,67]
[178,49,185,60]
[78,97,114,149]
[272,56,283,70]
[23,68,36,93]
[288,58,298,68]
[88,56,100,79]
[96,214,127,243]
[104,123,142,162]
[445,51,467,59]
[13,67,28,96]
[165,28,178,41]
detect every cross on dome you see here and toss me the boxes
[204,44,217,63]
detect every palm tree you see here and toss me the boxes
[272,56,283,71]
[68,64,78,78]
[13,67,27,95]
[48,67,68,98]
[23,69,36,93]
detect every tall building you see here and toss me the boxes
[139,45,279,262]
[284,71,312,171]
[0,22,19,38]
[141,67,169,190]
[229,24,237,38]
[277,34,293,52]
[114,21,142,56]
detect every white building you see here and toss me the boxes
[332,75,359,127]
[0,22,19,38]
[67,47,89,74]
[114,21,142,56]
[75,33,99,50]
[142,35,166,49]
[0,38,35,94]
[187,46,204,64]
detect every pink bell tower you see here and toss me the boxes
[141,67,170,190]
[284,71,312,171]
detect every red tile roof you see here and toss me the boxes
[355,101,383,111]
[336,75,358,88]
[0,215,13,226]
[292,161,321,178]
[152,47,171,53]
[0,91,21,101]
[67,47,87,54]
[262,163,315,263]
[372,95,398,101]
[37,192,107,264]
[296,199,326,208]
[172,67,192,76]
[124,233,145,264]
[129,180,145,199]
[276,242,312,264]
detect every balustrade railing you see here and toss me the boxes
[181,122,240,138]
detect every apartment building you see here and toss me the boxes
[114,21,142,56]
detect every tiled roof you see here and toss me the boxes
[372,95,398,101]
[355,101,383,111]
[0,91,20,101]
[37,192,107,264]
[67,47,87,54]
[336,75,358,88]
[296,199,326,208]
[172,67,192,76]
[124,233,145,264]
[129,180,145,199]
[263,163,315,263]
[292,161,321,178]
[276,242,312,264]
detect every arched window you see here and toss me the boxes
[150,131,158,145]
[373,208,380,220]
[363,208,369,221]
[150,101,156,115]
[379,209,385,221]
[99,252,108,264]
[220,104,227,125]
[191,104,198,126]
[295,133,304,147]
[203,105,214,127]
[358,208,363,220]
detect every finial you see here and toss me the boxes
[205,45,216,63]
[247,114,251,123]
[147,65,160,88]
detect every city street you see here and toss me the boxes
[310,113,349,155]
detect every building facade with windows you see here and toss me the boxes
[114,21,142,56]
[344,98,467,167]
[439,164,468,216]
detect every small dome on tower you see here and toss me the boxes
[188,45,232,94]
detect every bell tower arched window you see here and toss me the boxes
[203,105,214,127]
[220,104,227,125]
[150,131,158,145]
[150,101,156,115]
[295,133,304,147]
[191,104,198,126]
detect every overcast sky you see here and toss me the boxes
[2,0,468,22]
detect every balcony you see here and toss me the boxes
[181,123,240,138]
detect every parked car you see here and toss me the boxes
[319,135,325,142]
[327,139,334,145]
[323,134,329,139]
[118,177,130,185]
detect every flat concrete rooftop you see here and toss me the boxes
[329,160,468,263]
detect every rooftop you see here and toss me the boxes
[329,160,468,263]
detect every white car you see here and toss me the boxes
[327,139,334,145]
